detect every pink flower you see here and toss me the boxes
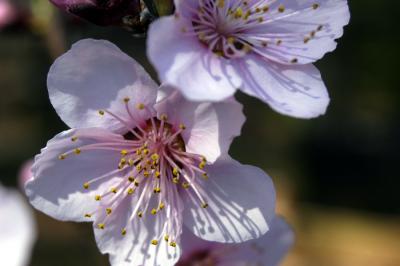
[0,184,36,266]
[177,217,294,266]
[18,160,34,190]
[0,0,16,28]
[25,39,276,266]
[147,0,350,119]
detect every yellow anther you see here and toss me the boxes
[255,7,261,12]
[120,149,128,156]
[276,39,282,45]
[134,181,140,187]
[153,187,161,194]
[262,5,269,12]
[304,37,311,43]
[151,240,158,245]
[83,182,90,189]
[95,195,102,201]
[202,173,209,180]
[98,223,105,229]
[151,153,159,161]
[199,161,206,169]
[160,114,168,121]
[182,182,190,189]
[201,203,209,209]
[172,177,179,184]
[143,149,149,155]
[136,164,142,172]
[164,235,169,242]
[258,17,264,23]
[111,187,118,194]
[136,148,142,155]
[127,188,134,195]
[234,7,243,18]
[137,211,143,218]
[84,213,92,218]
[170,242,177,247]
[128,159,135,166]
[120,158,126,164]
[227,36,235,44]
[136,103,145,110]
[155,171,161,178]
[278,5,285,12]
[106,208,112,215]
[143,171,150,178]
[123,97,130,103]
[244,10,251,20]
[312,3,320,9]
[71,136,78,142]
[98,110,105,116]
[151,208,157,215]
[58,154,66,160]
[179,123,186,130]
[172,168,179,176]
[159,202,165,210]
[128,176,135,182]
[121,228,127,236]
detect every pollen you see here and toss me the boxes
[121,228,127,236]
[201,203,209,209]
[120,149,128,156]
[199,161,206,169]
[170,242,177,247]
[110,187,118,193]
[71,136,78,142]
[84,213,92,218]
[278,5,285,12]
[136,103,145,110]
[151,153,159,161]
[172,167,179,176]
[151,240,158,245]
[154,171,161,178]
[106,208,112,215]
[127,188,134,194]
[172,177,179,184]
[58,154,66,160]
[123,97,130,103]
[159,202,165,210]
[160,114,168,121]
[151,208,157,215]
[98,110,105,116]
[179,123,186,130]
[137,211,143,218]
[95,195,102,201]
[164,234,169,241]
[153,187,161,194]
[312,3,320,9]
[97,223,105,229]
[182,182,190,189]
[83,182,90,189]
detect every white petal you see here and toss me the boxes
[154,90,245,163]
[0,185,36,266]
[236,55,329,119]
[251,0,350,64]
[183,158,276,243]
[48,39,158,131]
[26,128,124,222]
[94,196,181,266]
[147,17,240,102]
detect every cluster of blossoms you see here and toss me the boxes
[5,0,350,266]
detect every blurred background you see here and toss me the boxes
[0,0,399,265]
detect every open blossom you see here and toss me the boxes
[0,184,36,266]
[177,217,294,266]
[147,0,350,119]
[0,0,16,28]
[25,39,276,266]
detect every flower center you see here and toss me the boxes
[180,0,323,62]
[58,98,210,248]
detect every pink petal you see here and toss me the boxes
[251,0,350,64]
[94,196,181,266]
[147,17,240,102]
[236,55,329,119]
[48,39,158,132]
[183,158,275,243]
[0,185,36,266]
[26,128,124,222]
[154,89,245,163]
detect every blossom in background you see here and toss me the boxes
[26,39,276,266]
[147,0,350,119]
[177,217,294,266]
[18,160,33,189]
[0,184,36,266]
[0,0,16,28]
[50,0,142,27]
